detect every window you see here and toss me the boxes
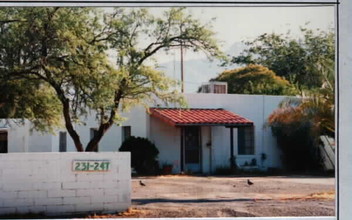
[214,84,227,94]
[238,126,254,155]
[0,131,8,153]
[59,131,67,152]
[90,128,99,152]
[122,126,131,142]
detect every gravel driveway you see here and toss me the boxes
[129,175,335,217]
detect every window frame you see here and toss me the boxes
[237,126,255,155]
[0,130,8,153]
[122,126,132,143]
[59,131,67,152]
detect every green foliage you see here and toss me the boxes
[267,80,334,171]
[268,106,323,171]
[265,38,335,171]
[0,8,110,126]
[231,28,335,89]
[0,7,223,151]
[302,90,335,137]
[213,64,297,95]
[119,136,159,175]
[0,80,62,133]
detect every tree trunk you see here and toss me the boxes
[49,79,84,152]
[85,123,112,152]
[62,99,84,152]
[85,91,122,152]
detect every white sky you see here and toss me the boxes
[107,6,335,92]
[148,6,335,63]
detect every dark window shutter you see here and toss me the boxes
[59,132,67,152]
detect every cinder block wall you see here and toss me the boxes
[0,152,131,216]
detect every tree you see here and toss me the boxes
[1,7,113,151]
[210,64,297,95]
[82,8,224,151]
[0,79,62,132]
[230,28,335,90]
[267,71,334,171]
[0,7,224,152]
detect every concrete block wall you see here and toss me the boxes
[0,152,131,216]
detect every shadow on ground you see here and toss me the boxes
[133,198,258,205]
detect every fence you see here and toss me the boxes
[0,152,131,216]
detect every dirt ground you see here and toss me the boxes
[115,175,335,218]
[0,175,334,219]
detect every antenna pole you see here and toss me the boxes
[180,42,184,93]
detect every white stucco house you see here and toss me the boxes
[0,93,286,174]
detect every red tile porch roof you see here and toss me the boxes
[149,108,253,127]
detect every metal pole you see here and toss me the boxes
[180,42,184,93]
[230,127,234,168]
[180,127,184,172]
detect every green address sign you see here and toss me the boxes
[73,160,111,172]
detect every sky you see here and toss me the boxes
[144,6,335,92]
[107,6,335,92]
[153,6,334,62]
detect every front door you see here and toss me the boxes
[184,126,201,173]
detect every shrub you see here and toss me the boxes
[268,106,323,171]
[119,136,159,175]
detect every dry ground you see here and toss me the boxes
[118,175,335,217]
[0,175,334,218]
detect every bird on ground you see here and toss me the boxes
[233,185,236,188]
[247,179,254,186]
[139,180,146,186]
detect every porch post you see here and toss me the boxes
[230,127,234,168]
[180,127,184,172]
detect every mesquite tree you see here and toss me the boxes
[0,7,224,151]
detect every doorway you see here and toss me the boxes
[183,126,201,173]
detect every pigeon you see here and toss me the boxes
[139,180,146,186]
[233,185,236,188]
[247,179,254,186]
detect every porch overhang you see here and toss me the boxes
[150,107,254,173]
[149,108,253,127]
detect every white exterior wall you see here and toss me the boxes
[2,93,285,171]
[28,131,53,152]
[201,126,211,173]
[183,93,285,170]
[209,127,238,171]
[121,106,149,139]
[61,107,149,152]
[211,126,230,169]
[0,152,131,216]
[0,121,30,153]
[263,96,286,168]
[149,116,181,173]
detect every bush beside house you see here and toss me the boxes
[119,136,160,175]
[268,106,325,172]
